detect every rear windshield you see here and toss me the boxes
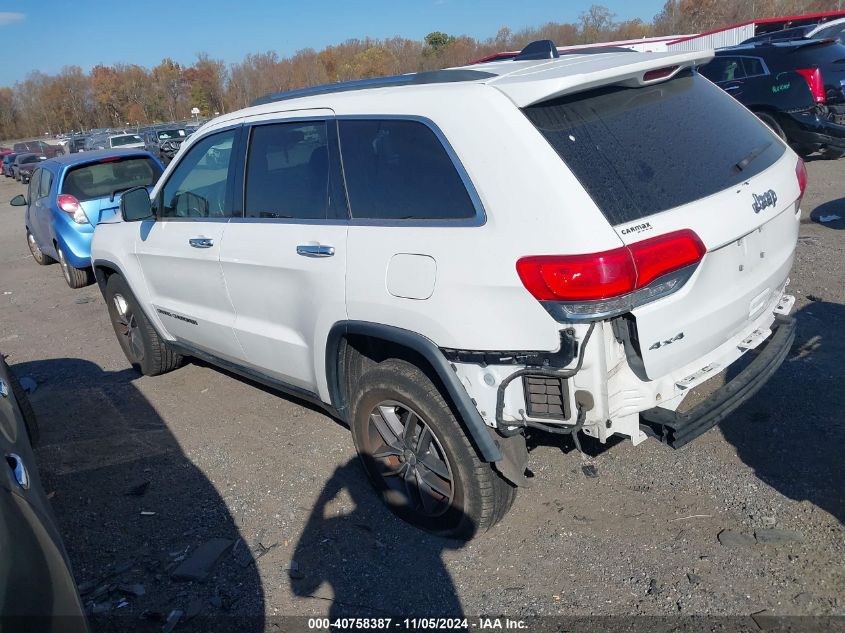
[110,135,142,147]
[813,24,845,42]
[158,129,185,140]
[523,70,786,225]
[790,41,845,65]
[62,157,163,202]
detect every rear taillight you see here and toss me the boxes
[57,194,88,224]
[796,159,808,197]
[517,247,636,302]
[796,67,826,104]
[796,159,808,210]
[516,230,706,321]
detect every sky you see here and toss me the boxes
[0,0,666,86]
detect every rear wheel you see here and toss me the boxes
[754,112,786,141]
[56,245,94,289]
[104,274,182,376]
[349,358,515,539]
[26,229,54,265]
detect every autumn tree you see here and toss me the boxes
[5,1,845,139]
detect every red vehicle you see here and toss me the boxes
[13,140,63,158]
[0,149,13,175]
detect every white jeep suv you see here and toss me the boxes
[91,41,801,538]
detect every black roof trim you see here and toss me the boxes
[250,69,496,107]
[514,39,560,61]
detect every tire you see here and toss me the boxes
[754,112,786,141]
[26,229,54,265]
[56,244,94,289]
[349,358,516,539]
[6,365,40,446]
[104,274,182,376]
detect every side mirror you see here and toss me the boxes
[9,194,27,207]
[121,186,154,222]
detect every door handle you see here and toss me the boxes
[724,85,740,92]
[296,244,335,258]
[6,453,30,489]
[189,237,214,249]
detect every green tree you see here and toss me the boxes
[424,31,456,53]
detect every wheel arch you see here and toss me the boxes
[92,258,124,292]
[325,321,502,463]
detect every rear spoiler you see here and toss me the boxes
[786,37,838,51]
[488,49,714,107]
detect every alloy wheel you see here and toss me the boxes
[365,400,454,517]
[57,247,71,283]
[112,293,144,361]
[27,232,42,262]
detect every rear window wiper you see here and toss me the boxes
[734,142,772,173]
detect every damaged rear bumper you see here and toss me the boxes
[639,314,796,448]
[782,109,845,150]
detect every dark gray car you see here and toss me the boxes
[143,127,187,165]
[0,356,88,631]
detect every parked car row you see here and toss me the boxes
[741,16,845,45]
[2,152,47,182]
[61,121,201,162]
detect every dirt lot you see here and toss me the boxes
[0,159,843,630]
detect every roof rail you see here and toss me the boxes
[514,39,560,61]
[250,69,496,107]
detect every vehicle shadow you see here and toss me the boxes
[290,459,468,618]
[808,198,845,230]
[719,300,845,525]
[15,358,265,632]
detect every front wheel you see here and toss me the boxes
[56,245,94,288]
[27,230,54,265]
[104,274,182,376]
[349,358,515,539]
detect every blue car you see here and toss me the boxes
[10,149,163,288]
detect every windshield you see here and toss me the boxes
[157,129,186,140]
[522,70,786,225]
[61,157,163,202]
[110,134,143,147]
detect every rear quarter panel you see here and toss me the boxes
[337,84,624,352]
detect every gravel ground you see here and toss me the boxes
[0,157,842,630]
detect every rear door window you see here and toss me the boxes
[338,119,476,221]
[523,70,786,226]
[741,57,766,77]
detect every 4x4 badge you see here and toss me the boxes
[752,189,777,214]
